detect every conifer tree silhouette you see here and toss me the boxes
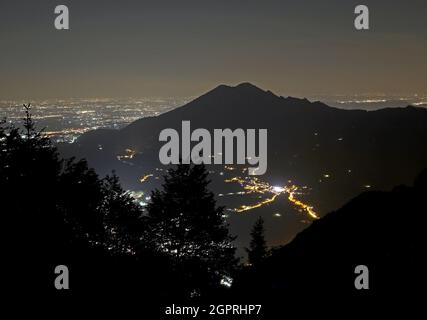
[100,173,149,254]
[0,107,153,291]
[147,163,237,294]
[246,216,268,267]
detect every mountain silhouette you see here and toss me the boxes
[59,83,427,249]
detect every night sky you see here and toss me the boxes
[1,0,426,99]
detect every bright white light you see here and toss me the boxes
[220,276,233,288]
[272,186,284,193]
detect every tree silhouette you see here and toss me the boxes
[0,107,153,291]
[1,105,62,247]
[147,163,237,294]
[246,216,268,267]
[100,173,150,254]
[1,108,241,299]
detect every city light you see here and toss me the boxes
[272,186,285,193]
[225,175,319,219]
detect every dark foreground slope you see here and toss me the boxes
[233,169,426,302]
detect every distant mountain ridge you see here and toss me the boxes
[77,82,333,147]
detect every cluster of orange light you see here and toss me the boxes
[225,176,319,219]
[139,174,154,183]
[117,148,137,161]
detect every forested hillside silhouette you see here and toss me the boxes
[1,106,236,300]
[233,169,426,302]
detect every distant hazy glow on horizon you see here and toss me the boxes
[1,0,426,99]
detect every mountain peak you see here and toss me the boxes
[208,82,277,99]
[235,82,273,95]
[235,82,261,89]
